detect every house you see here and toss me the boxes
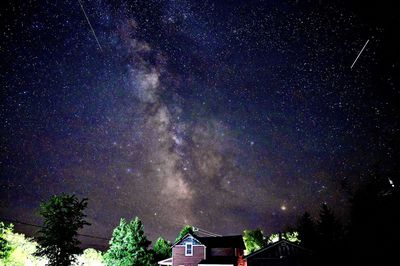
[244,238,312,266]
[159,233,246,266]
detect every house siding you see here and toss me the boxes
[209,247,235,257]
[172,245,205,266]
[238,255,245,266]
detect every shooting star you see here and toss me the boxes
[77,0,103,52]
[350,39,369,69]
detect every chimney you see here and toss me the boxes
[278,232,282,241]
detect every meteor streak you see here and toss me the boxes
[77,0,103,51]
[350,39,369,69]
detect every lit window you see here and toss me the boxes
[185,243,193,256]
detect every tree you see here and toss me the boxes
[243,228,266,254]
[317,203,342,247]
[152,237,171,263]
[0,224,46,266]
[104,217,153,266]
[174,225,194,244]
[267,231,299,244]
[0,222,13,261]
[296,212,318,249]
[74,248,104,266]
[315,203,343,266]
[35,193,90,266]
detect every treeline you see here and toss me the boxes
[1,170,399,266]
[295,171,400,266]
[0,193,175,266]
[243,170,400,266]
[0,192,199,266]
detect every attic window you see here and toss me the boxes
[185,243,193,256]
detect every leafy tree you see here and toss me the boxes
[74,248,104,266]
[35,193,90,266]
[104,217,153,266]
[296,212,318,249]
[267,231,299,244]
[0,222,13,260]
[174,225,194,243]
[243,228,266,254]
[152,237,171,262]
[0,225,46,266]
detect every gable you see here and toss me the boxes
[175,234,203,246]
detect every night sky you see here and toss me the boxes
[1,0,399,249]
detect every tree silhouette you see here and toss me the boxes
[104,217,153,266]
[296,212,318,250]
[35,193,90,266]
[315,203,343,265]
[318,204,342,243]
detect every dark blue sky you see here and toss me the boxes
[1,0,399,248]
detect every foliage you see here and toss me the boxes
[317,203,342,248]
[0,227,104,266]
[294,204,344,265]
[73,248,104,266]
[0,222,13,260]
[174,225,193,244]
[267,231,299,244]
[104,217,153,266]
[296,212,318,249]
[35,193,90,266]
[243,228,266,255]
[152,237,171,262]
[0,225,47,266]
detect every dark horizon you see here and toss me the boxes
[1,0,399,249]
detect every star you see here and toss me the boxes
[1,0,398,248]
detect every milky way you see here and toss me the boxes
[1,0,399,248]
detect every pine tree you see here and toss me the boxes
[316,203,343,265]
[35,193,90,266]
[153,237,171,262]
[296,212,317,249]
[317,203,342,246]
[104,217,153,266]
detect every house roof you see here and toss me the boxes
[198,235,245,249]
[174,233,245,249]
[172,233,202,247]
[244,239,312,260]
[198,256,237,265]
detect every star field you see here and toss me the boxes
[1,0,399,248]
